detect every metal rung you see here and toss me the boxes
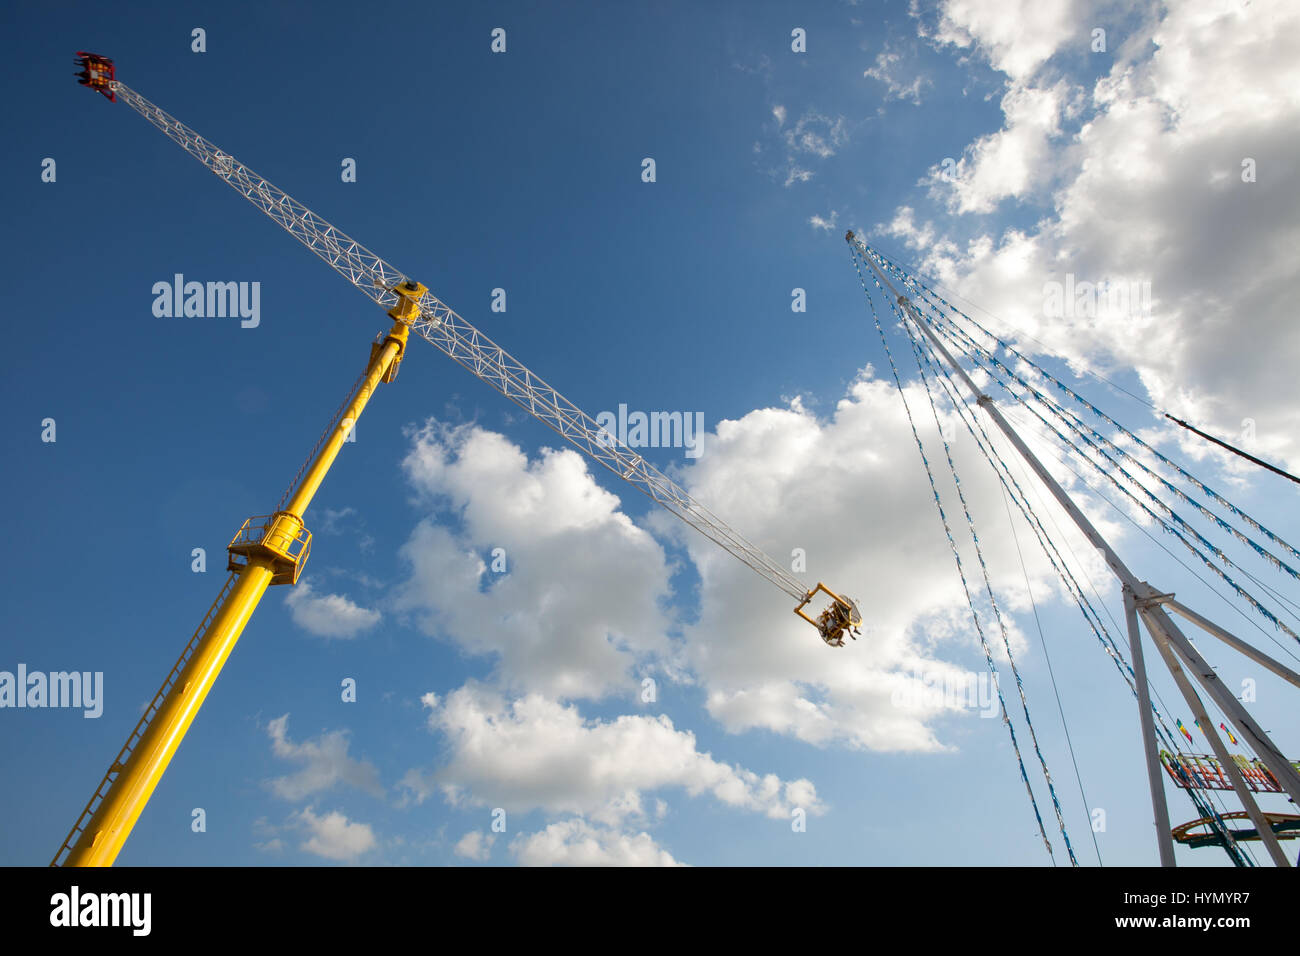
[51,572,239,866]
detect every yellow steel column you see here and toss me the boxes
[283,326,406,517]
[63,563,275,866]
[58,315,413,866]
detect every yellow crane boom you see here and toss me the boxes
[53,310,415,867]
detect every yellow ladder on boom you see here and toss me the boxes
[52,289,422,867]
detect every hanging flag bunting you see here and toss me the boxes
[1219,722,1239,745]
[1177,718,1195,745]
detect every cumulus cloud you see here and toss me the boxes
[400,685,822,825]
[927,81,1071,213]
[453,830,495,861]
[294,806,376,862]
[387,382,1116,861]
[284,577,381,639]
[265,714,383,801]
[886,206,937,250]
[907,0,1300,468]
[393,394,1092,760]
[393,421,675,700]
[511,819,683,867]
[925,0,1082,83]
[649,375,1108,751]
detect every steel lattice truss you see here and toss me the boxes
[111,81,808,601]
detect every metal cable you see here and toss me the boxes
[912,297,1298,643]
[897,295,1080,865]
[850,247,1059,863]
[868,245,1300,565]
[852,241,1252,864]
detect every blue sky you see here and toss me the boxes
[3,0,1298,867]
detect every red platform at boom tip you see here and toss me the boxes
[74,52,115,102]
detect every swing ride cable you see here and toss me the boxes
[995,404,1300,671]
[853,252,1257,866]
[867,246,1300,564]
[865,239,1162,414]
[917,306,1298,643]
[917,330,1256,868]
[924,309,1300,630]
[997,481,1104,866]
[850,251,1060,864]
[896,299,1080,866]
[919,304,1300,587]
[850,241,1257,866]
[984,416,1261,867]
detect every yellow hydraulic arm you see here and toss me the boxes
[51,294,421,867]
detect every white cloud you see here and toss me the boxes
[265,714,383,801]
[902,0,1300,468]
[511,819,683,867]
[864,48,932,104]
[452,830,495,861]
[784,165,814,187]
[251,816,284,854]
[284,577,381,639]
[294,806,376,862]
[928,0,1082,83]
[885,206,937,250]
[809,211,839,232]
[650,376,1111,751]
[769,110,849,188]
[375,347,1140,866]
[384,390,1116,858]
[783,111,848,159]
[393,394,1093,760]
[393,421,674,700]
[929,81,1070,213]
[400,684,823,825]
